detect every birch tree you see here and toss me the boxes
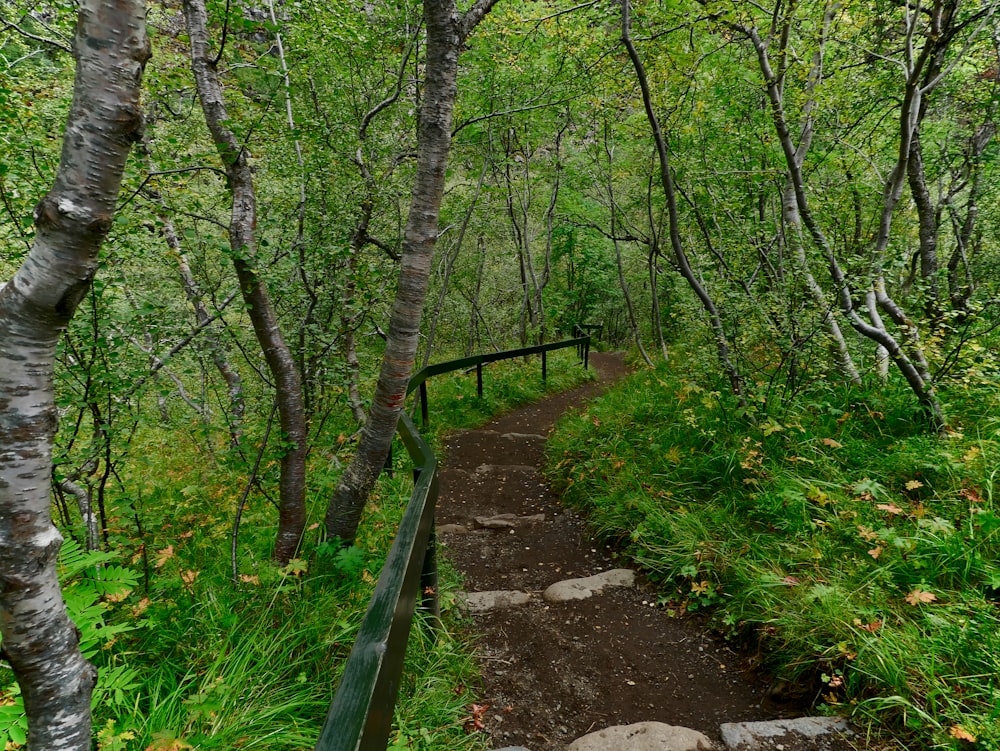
[325,0,500,545]
[0,0,149,747]
[184,0,309,563]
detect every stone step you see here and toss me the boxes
[488,716,854,751]
[460,568,639,614]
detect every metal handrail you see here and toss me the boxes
[315,334,591,751]
[408,334,591,428]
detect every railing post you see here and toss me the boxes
[476,363,483,399]
[584,337,590,370]
[542,350,547,382]
[413,466,441,631]
[383,442,394,477]
[420,381,429,428]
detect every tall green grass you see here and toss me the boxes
[19,347,593,751]
[546,362,1000,749]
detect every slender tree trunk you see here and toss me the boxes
[907,129,940,314]
[604,127,652,366]
[621,0,744,403]
[141,145,246,444]
[423,157,488,365]
[0,0,149,747]
[184,0,308,563]
[325,0,500,545]
[947,122,993,312]
[466,235,487,355]
[782,180,861,385]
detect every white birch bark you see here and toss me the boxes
[0,0,149,747]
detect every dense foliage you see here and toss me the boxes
[1,0,998,746]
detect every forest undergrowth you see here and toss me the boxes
[546,351,1000,750]
[0,350,591,750]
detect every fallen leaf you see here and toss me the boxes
[782,576,800,586]
[905,589,937,606]
[949,725,977,742]
[821,438,843,448]
[904,480,924,491]
[239,574,260,585]
[691,580,710,595]
[876,503,904,515]
[154,545,175,568]
[867,546,883,559]
[463,703,489,733]
[180,569,199,586]
[853,618,882,632]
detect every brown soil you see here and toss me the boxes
[437,352,851,751]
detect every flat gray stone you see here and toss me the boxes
[490,747,532,751]
[462,590,532,613]
[501,432,547,441]
[474,513,546,529]
[473,463,539,476]
[437,523,469,534]
[720,717,852,750]
[568,722,714,751]
[543,568,636,603]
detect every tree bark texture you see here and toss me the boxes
[0,0,149,747]
[325,0,499,545]
[184,0,308,563]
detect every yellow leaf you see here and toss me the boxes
[904,480,924,490]
[949,725,977,742]
[905,589,937,606]
[821,438,843,448]
[239,574,260,585]
[867,546,883,559]
[876,503,904,515]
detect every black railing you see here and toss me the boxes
[314,333,591,751]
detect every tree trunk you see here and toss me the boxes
[184,0,308,563]
[621,0,745,403]
[423,157,489,365]
[325,0,499,545]
[0,0,149,747]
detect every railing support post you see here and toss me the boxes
[584,337,590,370]
[420,381,429,428]
[413,465,441,631]
[476,363,483,399]
[542,350,547,382]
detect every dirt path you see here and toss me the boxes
[437,352,811,750]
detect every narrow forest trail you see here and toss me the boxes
[436,352,859,751]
